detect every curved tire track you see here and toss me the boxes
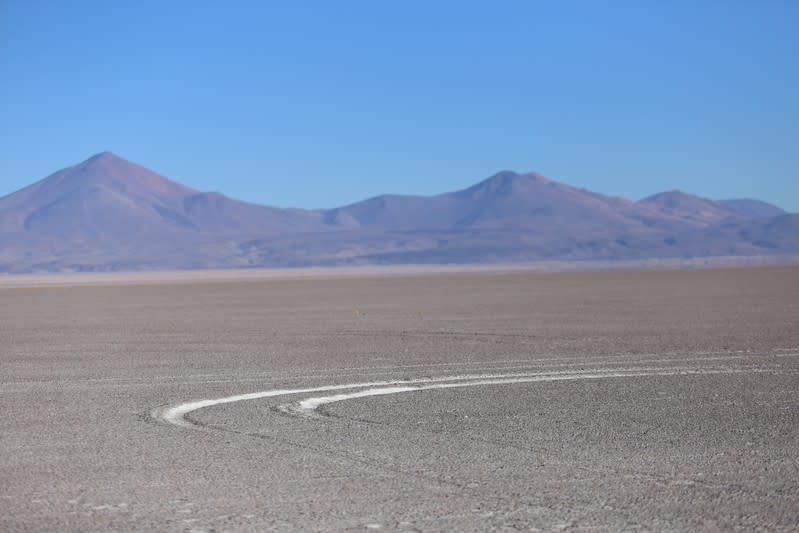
[153,362,787,429]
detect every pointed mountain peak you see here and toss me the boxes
[19,151,198,202]
[77,150,132,170]
[88,150,117,160]
[486,170,550,183]
[489,170,520,180]
[467,170,552,195]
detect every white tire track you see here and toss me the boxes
[155,365,780,428]
[288,367,771,415]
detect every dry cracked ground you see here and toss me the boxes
[1,266,798,531]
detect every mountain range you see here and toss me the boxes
[0,152,796,272]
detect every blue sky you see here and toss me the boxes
[1,0,797,210]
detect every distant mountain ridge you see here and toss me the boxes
[0,152,795,272]
[718,198,787,219]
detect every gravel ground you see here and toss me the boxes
[1,266,798,532]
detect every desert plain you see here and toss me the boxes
[1,266,798,532]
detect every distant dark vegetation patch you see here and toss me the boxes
[153,205,197,229]
[752,240,777,249]
[637,217,657,228]
[66,263,118,272]
[663,237,677,246]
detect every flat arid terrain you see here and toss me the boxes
[1,266,798,531]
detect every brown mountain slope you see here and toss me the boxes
[719,199,787,219]
[0,152,195,235]
[329,171,652,236]
[0,152,330,240]
[0,153,795,272]
[637,190,745,226]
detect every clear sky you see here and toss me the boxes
[1,0,797,211]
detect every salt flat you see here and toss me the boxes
[1,267,798,531]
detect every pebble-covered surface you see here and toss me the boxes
[1,266,797,532]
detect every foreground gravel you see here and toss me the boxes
[1,266,798,531]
